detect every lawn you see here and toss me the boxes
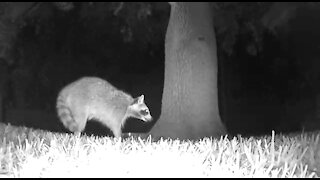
[0,122,319,178]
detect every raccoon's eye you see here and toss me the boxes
[140,109,149,115]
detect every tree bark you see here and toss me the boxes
[149,2,228,140]
[0,63,8,122]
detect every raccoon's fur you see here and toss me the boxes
[56,76,152,137]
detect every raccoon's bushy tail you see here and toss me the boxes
[56,95,79,132]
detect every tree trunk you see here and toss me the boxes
[0,65,6,122]
[149,2,228,140]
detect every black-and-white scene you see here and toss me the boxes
[0,2,319,177]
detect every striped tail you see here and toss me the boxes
[56,95,79,132]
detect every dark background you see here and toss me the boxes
[1,2,320,137]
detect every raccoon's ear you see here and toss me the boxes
[138,95,144,104]
[131,95,144,105]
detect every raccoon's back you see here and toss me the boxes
[56,77,133,130]
[56,77,115,116]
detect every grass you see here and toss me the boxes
[0,122,319,178]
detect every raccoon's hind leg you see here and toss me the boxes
[74,131,82,137]
[111,125,122,138]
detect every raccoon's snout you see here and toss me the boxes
[144,114,153,122]
[141,113,152,122]
[140,109,152,122]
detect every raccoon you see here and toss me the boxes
[56,76,152,138]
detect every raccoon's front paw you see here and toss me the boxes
[74,131,82,137]
[121,132,131,139]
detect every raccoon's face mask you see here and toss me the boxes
[129,95,153,122]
